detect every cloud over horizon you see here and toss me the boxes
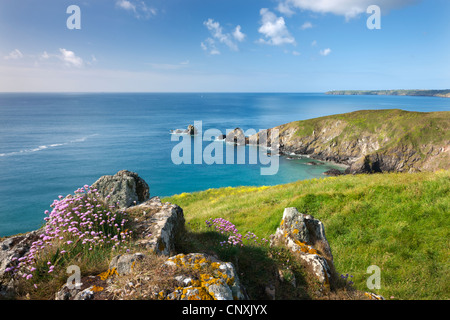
[59,49,84,68]
[4,49,23,60]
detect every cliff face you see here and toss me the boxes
[250,109,450,174]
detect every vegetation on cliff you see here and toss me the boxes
[164,170,450,300]
[2,170,448,300]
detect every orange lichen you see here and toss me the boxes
[91,285,104,292]
[98,267,118,281]
[163,254,239,300]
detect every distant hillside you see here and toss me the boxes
[250,109,450,174]
[325,89,450,98]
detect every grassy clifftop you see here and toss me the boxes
[164,170,450,300]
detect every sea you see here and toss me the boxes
[0,92,449,237]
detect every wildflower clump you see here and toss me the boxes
[6,185,132,284]
[205,218,269,248]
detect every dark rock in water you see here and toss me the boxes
[306,161,322,166]
[92,170,150,209]
[171,125,197,135]
[187,124,197,135]
[323,169,344,176]
[226,128,246,145]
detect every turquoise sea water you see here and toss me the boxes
[0,93,449,237]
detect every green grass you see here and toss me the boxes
[163,170,450,300]
[290,109,450,147]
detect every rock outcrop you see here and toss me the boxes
[187,124,197,135]
[92,170,150,209]
[127,196,185,256]
[0,230,44,298]
[271,207,334,286]
[323,169,344,176]
[170,125,198,135]
[226,128,246,145]
[109,252,146,276]
[51,170,245,301]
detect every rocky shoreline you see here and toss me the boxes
[172,108,450,176]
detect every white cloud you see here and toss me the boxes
[59,48,83,68]
[300,21,313,30]
[202,19,245,54]
[233,25,246,42]
[201,38,220,55]
[116,0,157,19]
[204,19,238,51]
[319,48,331,56]
[279,0,418,20]
[4,49,23,60]
[117,0,136,11]
[41,51,50,59]
[276,2,295,17]
[311,40,317,47]
[258,8,295,46]
[292,51,301,56]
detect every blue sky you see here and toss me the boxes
[0,0,449,92]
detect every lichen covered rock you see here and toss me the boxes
[109,252,145,276]
[272,207,334,286]
[130,197,185,256]
[163,253,246,300]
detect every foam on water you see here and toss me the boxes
[0,134,98,157]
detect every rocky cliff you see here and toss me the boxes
[250,109,449,174]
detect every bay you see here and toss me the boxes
[0,92,449,237]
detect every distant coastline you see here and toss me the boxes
[325,89,450,98]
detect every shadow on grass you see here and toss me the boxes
[175,228,312,300]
